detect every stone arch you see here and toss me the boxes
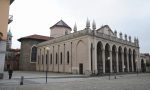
[105,43,110,73]
[128,48,132,72]
[133,49,136,72]
[76,40,86,74]
[112,45,117,73]
[97,41,103,74]
[141,59,146,72]
[124,47,128,72]
[118,46,122,72]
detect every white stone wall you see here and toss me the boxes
[37,35,91,74]
[50,27,71,38]
[36,28,139,75]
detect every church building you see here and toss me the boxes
[34,20,140,75]
[19,20,140,75]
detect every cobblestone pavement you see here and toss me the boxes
[0,71,150,90]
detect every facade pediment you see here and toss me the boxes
[97,25,115,36]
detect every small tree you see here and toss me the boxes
[0,32,3,40]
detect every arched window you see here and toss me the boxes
[50,54,52,64]
[67,51,69,64]
[56,53,58,64]
[60,52,62,64]
[31,46,37,62]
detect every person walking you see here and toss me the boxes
[8,69,13,79]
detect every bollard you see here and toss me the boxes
[20,76,24,85]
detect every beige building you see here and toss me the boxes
[36,20,140,75]
[0,0,14,78]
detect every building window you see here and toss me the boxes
[50,54,52,64]
[67,51,69,64]
[31,46,37,63]
[46,54,48,64]
[38,55,40,64]
[56,53,58,64]
[60,52,62,64]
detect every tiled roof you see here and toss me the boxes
[50,20,71,29]
[18,34,53,42]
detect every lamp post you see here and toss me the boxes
[45,47,50,84]
[108,57,110,80]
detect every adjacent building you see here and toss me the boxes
[18,34,52,71]
[0,0,14,79]
[4,30,20,71]
[140,53,150,72]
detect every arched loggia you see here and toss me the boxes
[118,46,122,72]
[97,41,103,74]
[105,43,110,73]
[112,45,117,73]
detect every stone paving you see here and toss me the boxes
[0,71,150,90]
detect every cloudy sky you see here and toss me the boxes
[9,0,150,53]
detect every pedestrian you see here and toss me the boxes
[8,69,13,79]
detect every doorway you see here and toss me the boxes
[79,63,83,74]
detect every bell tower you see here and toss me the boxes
[7,30,12,49]
[50,20,72,38]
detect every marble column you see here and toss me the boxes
[116,51,119,73]
[102,49,105,74]
[131,53,134,72]
[121,51,124,72]
[109,50,112,73]
[127,51,129,72]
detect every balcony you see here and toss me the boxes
[8,15,13,24]
[10,0,14,5]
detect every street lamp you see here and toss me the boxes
[45,47,50,84]
[108,57,110,80]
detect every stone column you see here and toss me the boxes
[127,51,129,72]
[121,51,124,72]
[93,42,97,74]
[131,53,134,72]
[102,49,105,74]
[88,39,92,74]
[116,50,119,73]
[109,50,113,73]
[43,48,46,71]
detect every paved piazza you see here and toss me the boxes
[0,71,150,90]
